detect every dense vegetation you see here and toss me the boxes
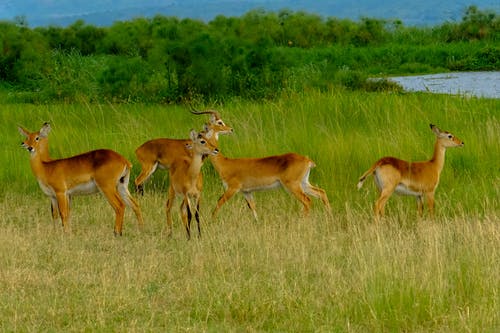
[1,6,498,103]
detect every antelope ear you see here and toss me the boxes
[430,124,441,136]
[39,122,51,138]
[18,126,30,138]
[205,129,214,139]
[209,113,216,123]
[189,129,198,141]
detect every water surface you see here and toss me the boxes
[388,72,499,99]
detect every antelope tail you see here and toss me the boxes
[117,166,134,207]
[357,161,382,189]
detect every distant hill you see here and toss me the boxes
[1,0,499,27]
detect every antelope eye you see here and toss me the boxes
[200,140,206,144]
[448,134,453,139]
[35,136,40,141]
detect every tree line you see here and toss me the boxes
[1,6,498,103]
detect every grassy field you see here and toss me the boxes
[0,90,499,331]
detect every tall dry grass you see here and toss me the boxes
[1,193,498,331]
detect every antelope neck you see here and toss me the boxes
[429,139,447,174]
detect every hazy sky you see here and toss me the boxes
[1,0,499,27]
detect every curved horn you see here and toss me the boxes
[189,106,221,119]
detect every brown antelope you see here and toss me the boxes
[134,109,232,194]
[357,124,464,221]
[18,123,143,235]
[165,130,219,239]
[206,132,331,219]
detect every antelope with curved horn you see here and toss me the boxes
[18,123,143,235]
[357,124,464,221]
[165,130,219,239]
[134,108,232,194]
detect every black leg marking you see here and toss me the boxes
[186,206,192,240]
[137,184,144,196]
[195,202,201,238]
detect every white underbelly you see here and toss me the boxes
[395,184,422,197]
[242,180,282,192]
[37,179,99,197]
[374,170,422,197]
[68,180,99,195]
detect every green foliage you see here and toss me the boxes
[98,56,157,102]
[0,22,49,85]
[36,20,107,55]
[0,6,498,102]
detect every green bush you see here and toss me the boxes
[0,6,498,103]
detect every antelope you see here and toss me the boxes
[18,123,143,235]
[165,130,219,239]
[357,124,464,221]
[134,109,232,195]
[206,132,332,219]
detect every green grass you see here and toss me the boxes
[1,90,499,331]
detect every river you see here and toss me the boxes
[387,71,500,99]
